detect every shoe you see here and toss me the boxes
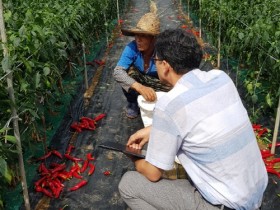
[126,102,140,119]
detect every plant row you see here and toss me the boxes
[0,0,129,208]
[187,0,280,121]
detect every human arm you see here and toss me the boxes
[127,126,163,181]
[127,126,151,149]
[113,65,136,91]
[134,159,163,182]
[131,82,157,102]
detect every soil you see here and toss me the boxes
[23,0,280,209]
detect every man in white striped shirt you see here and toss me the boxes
[119,29,268,210]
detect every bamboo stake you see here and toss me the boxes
[217,0,221,69]
[0,1,30,209]
[271,93,280,154]
[199,0,202,38]
[117,0,120,26]
[187,0,190,20]
[82,43,88,89]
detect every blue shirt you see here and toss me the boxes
[116,40,158,77]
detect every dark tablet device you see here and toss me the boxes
[98,141,146,159]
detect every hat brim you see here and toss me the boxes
[121,28,159,36]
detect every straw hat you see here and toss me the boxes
[121,12,160,36]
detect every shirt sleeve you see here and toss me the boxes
[113,41,138,91]
[113,66,136,91]
[145,108,182,170]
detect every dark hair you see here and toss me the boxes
[154,29,202,74]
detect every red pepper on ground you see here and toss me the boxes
[66,145,75,155]
[51,163,66,174]
[88,163,95,176]
[94,60,105,66]
[93,113,106,122]
[64,154,83,162]
[268,142,280,148]
[266,168,280,178]
[69,180,88,191]
[36,151,52,161]
[72,171,83,179]
[34,176,47,187]
[80,117,96,130]
[80,160,89,173]
[35,186,53,197]
[70,122,83,132]
[38,163,49,174]
[86,153,95,161]
[52,150,63,159]
[103,170,111,176]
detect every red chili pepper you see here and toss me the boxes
[265,158,280,164]
[93,113,106,122]
[80,160,89,173]
[103,170,111,176]
[262,153,274,159]
[69,180,88,191]
[35,186,53,197]
[88,163,95,176]
[260,149,271,155]
[87,153,95,161]
[52,150,63,159]
[51,163,66,174]
[36,151,52,161]
[94,59,105,66]
[66,144,75,155]
[47,181,57,195]
[34,176,47,187]
[49,162,61,168]
[57,172,71,180]
[266,168,280,178]
[38,163,49,174]
[70,122,83,132]
[79,120,90,129]
[80,117,96,130]
[72,171,83,179]
[64,154,83,162]
[70,164,79,174]
[268,143,280,148]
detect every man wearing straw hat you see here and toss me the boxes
[113,9,171,119]
[119,29,267,210]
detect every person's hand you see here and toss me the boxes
[127,126,151,149]
[131,82,156,102]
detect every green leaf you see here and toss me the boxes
[265,93,272,107]
[3,135,17,144]
[252,94,258,104]
[0,157,12,184]
[1,56,11,73]
[43,67,51,76]
[35,72,41,88]
[238,32,244,40]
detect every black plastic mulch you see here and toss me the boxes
[24,0,279,209]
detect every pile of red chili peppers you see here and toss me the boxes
[70,114,106,132]
[34,114,106,198]
[35,146,96,198]
[253,124,280,178]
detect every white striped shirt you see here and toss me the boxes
[146,69,268,210]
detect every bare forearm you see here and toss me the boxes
[135,159,163,182]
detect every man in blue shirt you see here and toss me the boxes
[113,12,171,119]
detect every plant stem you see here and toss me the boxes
[0,1,30,209]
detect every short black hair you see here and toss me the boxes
[155,29,202,74]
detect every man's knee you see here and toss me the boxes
[118,171,137,197]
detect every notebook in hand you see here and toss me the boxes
[98,141,146,159]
